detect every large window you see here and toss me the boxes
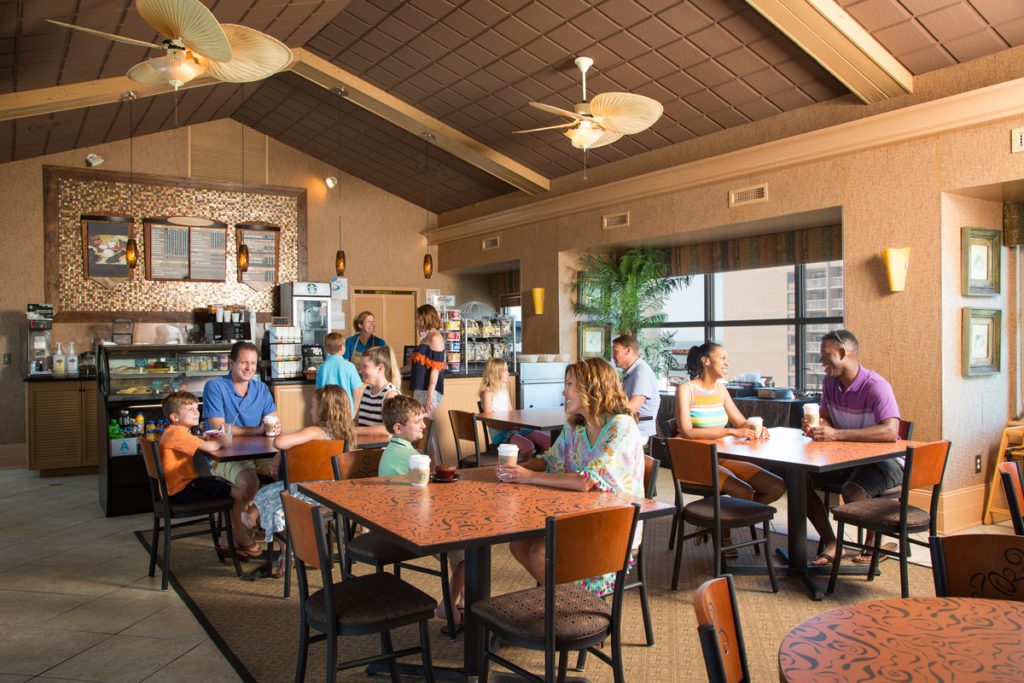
[648,260,844,391]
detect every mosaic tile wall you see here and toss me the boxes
[55,173,300,314]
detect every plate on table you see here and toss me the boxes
[430,474,462,484]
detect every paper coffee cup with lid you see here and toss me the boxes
[747,416,763,437]
[803,403,820,427]
[497,443,519,467]
[408,454,431,487]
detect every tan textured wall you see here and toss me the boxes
[940,194,1009,491]
[439,116,1024,496]
[0,120,484,446]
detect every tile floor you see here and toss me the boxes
[0,466,1015,682]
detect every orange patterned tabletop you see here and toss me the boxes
[300,471,674,555]
[779,597,1024,682]
[206,433,389,462]
[702,427,921,473]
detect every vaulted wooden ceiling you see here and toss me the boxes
[1,0,1022,213]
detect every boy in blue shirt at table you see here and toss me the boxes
[316,332,363,417]
[377,395,466,634]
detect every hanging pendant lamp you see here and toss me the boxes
[235,84,250,273]
[123,91,139,271]
[422,132,435,279]
[332,88,346,277]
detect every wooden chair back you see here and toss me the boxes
[448,410,478,442]
[280,492,323,570]
[930,533,1024,602]
[668,438,717,494]
[642,454,659,499]
[551,505,639,585]
[281,439,347,486]
[693,575,749,683]
[411,417,434,455]
[898,419,914,440]
[666,417,680,438]
[143,441,170,503]
[906,441,950,491]
[332,448,385,480]
[998,461,1024,535]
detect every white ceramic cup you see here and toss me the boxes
[497,443,519,468]
[263,415,280,435]
[408,454,431,487]
[803,403,820,427]
[747,416,763,437]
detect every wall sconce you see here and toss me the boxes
[237,244,250,273]
[335,249,346,276]
[532,287,545,315]
[325,176,338,189]
[882,247,909,292]
[423,254,433,279]
[125,238,138,270]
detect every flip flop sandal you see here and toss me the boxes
[852,542,896,565]
[811,552,835,567]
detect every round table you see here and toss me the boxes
[779,597,1024,682]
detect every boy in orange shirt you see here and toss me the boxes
[158,391,257,556]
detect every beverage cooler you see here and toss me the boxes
[442,309,462,372]
[96,343,233,516]
[461,315,517,374]
[279,281,332,347]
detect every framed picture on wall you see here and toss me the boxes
[961,307,1000,376]
[81,216,132,280]
[577,272,602,311]
[961,227,1001,296]
[578,322,610,359]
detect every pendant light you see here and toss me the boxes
[332,88,346,276]
[122,90,139,271]
[235,84,249,273]
[422,132,434,279]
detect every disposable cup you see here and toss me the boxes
[803,403,820,427]
[497,443,519,468]
[263,415,279,435]
[408,454,431,487]
[220,423,233,444]
[748,416,763,437]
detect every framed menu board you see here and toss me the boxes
[237,223,280,290]
[144,219,227,282]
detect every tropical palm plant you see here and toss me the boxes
[575,247,688,377]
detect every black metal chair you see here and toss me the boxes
[668,438,778,593]
[472,504,641,683]
[998,460,1024,535]
[449,409,498,467]
[694,575,751,683]
[827,440,950,598]
[280,492,437,683]
[142,441,242,591]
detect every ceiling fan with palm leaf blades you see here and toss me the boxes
[513,57,664,152]
[48,0,293,90]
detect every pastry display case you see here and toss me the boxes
[97,343,233,516]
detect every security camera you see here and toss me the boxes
[85,153,104,167]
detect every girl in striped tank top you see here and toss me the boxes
[675,342,785,505]
[355,345,401,437]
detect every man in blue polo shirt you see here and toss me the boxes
[203,341,279,555]
[612,334,660,447]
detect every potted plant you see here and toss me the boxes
[575,247,688,377]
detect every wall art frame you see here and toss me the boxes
[961,307,1001,376]
[578,321,610,360]
[961,227,1001,296]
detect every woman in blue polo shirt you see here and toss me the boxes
[202,341,279,557]
[343,311,386,364]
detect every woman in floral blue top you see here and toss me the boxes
[497,357,645,596]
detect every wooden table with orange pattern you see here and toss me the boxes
[700,427,921,599]
[300,467,675,678]
[779,597,1024,681]
[204,433,389,462]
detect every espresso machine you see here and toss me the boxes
[26,304,53,375]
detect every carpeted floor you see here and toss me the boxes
[138,519,935,682]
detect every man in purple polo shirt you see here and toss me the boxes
[805,329,901,567]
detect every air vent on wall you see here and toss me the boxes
[602,211,630,230]
[189,119,267,184]
[729,183,768,208]
[482,236,500,251]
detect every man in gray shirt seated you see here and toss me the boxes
[612,334,660,446]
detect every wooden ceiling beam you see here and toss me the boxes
[0,76,220,122]
[288,48,549,195]
[744,0,913,103]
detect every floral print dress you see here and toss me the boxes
[539,414,645,596]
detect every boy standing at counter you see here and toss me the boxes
[202,341,279,557]
[316,332,363,417]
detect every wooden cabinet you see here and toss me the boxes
[273,382,316,432]
[27,380,98,473]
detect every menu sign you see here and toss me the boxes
[189,227,227,281]
[237,226,279,291]
[147,224,189,280]
[144,220,227,282]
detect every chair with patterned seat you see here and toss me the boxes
[998,461,1024,535]
[332,448,460,639]
[930,533,1024,602]
[694,574,751,683]
[280,492,437,683]
[472,503,640,683]
[449,409,499,467]
[142,441,242,591]
[827,440,950,599]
